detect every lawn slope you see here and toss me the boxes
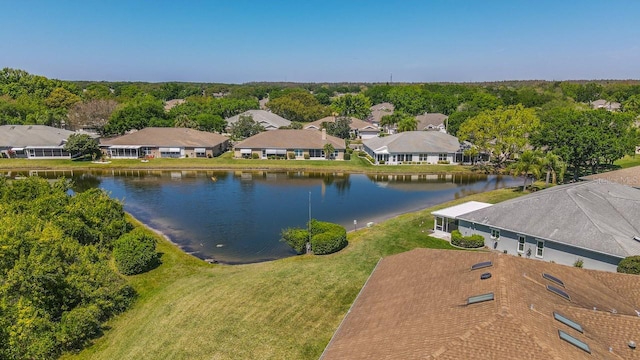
[64,188,523,360]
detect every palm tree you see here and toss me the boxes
[397,117,417,132]
[540,152,566,185]
[513,150,542,191]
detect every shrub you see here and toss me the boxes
[251,152,259,159]
[58,305,102,351]
[450,230,484,248]
[437,160,450,164]
[379,160,385,165]
[309,220,347,255]
[617,256,640,274]
[281,228,308,254]
[344,152,351,161]
[573,258,584,268]
[287,152,295,159]
[304,153,310,159]
[113,228,158,275]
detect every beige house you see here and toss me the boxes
[304,116,379,139]
[101,127,230,159]
[234,129,346,160]
[0,125,79,159]
[415,112,448,132]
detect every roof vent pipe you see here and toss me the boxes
[634,236,640,242]
[629,341,636,350]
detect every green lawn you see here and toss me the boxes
[0,152,472,174]
[63,187,524,360]
[614,154,640,169]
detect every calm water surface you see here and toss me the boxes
[11,170,521,264]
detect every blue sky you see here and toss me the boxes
[1,0,639,83]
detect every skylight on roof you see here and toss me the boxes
[471,261,492,271]
[553,312,583,333]
[547,285,571,301]
[467,292,494,305]
[542,273,565,288]
[558,330,591,354]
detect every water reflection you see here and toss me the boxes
[1,169,522,264]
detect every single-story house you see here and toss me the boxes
[163,98,186,111]
[233,129,345,160]
[436,181,640,272]
[591,99,621,111]
[0,125,78,159]
[362,131,463,165]
[321,248,640,359]
[367,102,394,132]
[304,116,379,140]
[100,127,230,159]
[415,112,448,132]
[225,110,291,131]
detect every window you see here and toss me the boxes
[419,154,428,161]
[309,149,323,158]
[294,149,303,157]
[438,153,448,161]
[490,229,500,240]
[194,148,206,158]
[517,235,525,253]
[536,240,544,258]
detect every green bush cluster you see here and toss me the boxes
[0,177,135,359]
[437,160,451,164]
[251,152,260,159]
[114,228,158,275]
[280,228,308,254]
[617,256,640,274]
[344,152,351,160]
[310,219,347,255]
[287,152,295,159]
[451,230,485,248]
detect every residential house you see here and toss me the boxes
[233,129,345,160]
[100,127,230,159]
[583,166,640,189]
[304,116,379,139]
[363,131,463,164]
[0,125,78,159]
[415,112,448,132]
[368,102,394,132]
[591,99,621,111]
[445,181,640,272]
[321,248,640,360]
[225,110,291,131]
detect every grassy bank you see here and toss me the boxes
[63,187,524,360]
[614,154,640,169]
[0,152,472,175]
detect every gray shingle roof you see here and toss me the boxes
[234,130,345,150]
[414,112,447,130]
[458,181,640,258]
[363,131,461,154]
[304,116,378,131]
[225,110,291,129]
[100,127,229,147]
[0,125,76,147]
[368,102,394,124]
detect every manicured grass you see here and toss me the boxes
[63,188,524,360]
[0,152,473,174]
[614,154,640,169]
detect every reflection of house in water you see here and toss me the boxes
[367,173,489,191]
[232,171,351,196]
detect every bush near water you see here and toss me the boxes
[281,219,347,255]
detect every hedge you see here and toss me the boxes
[451,230,485,248]
[617,256,640,274]
[310,220,348,255]
[281,228,308,254]
[113,228,158,275]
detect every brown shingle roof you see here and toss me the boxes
[234,129,345,150]
[415,112,448,130]
[322,249,640,360]
[100,127,229,147]
[368,102,395,124]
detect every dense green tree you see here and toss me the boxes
[617,256,640,274]
[622,94,640,113]
[531,107,638,179]
[325,116,352,139]
[364,84,392,104]
[45,87,82,109]
[82,83,114,100]
[511,150,542,191]
[267,91,330,122]
[397,117,418,132]
[331,93,371,119]
[458,104,539,167]
[230,114,264,140]
[540,152,566,185]
[64,133,101,160]
[113,228,158,275]
[104,96,166,135]
[323,143,336,159]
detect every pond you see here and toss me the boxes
[6,169,522,264]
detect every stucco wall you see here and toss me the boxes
[458,220,621,272]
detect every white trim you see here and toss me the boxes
[517,234,526,253]
[536,239,545,258]
[240,148,252,154]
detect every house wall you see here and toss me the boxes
[458,220,621,272]
[365,151,457,165]
[234,148,344,160]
